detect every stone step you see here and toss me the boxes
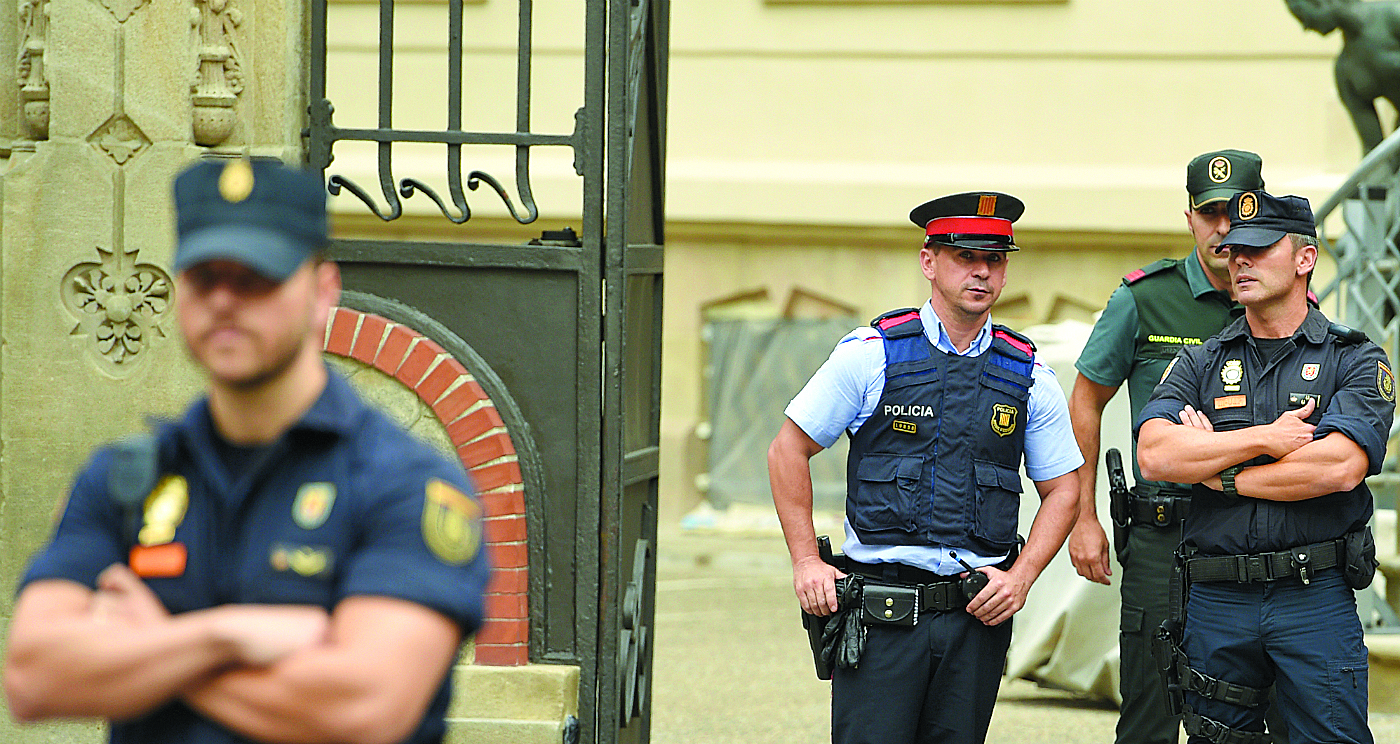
[445,718,571,744]
[448,663,580,721]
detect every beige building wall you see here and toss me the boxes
[654,0,1365,518]
[319,0,1367,520]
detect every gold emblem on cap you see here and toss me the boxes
[1209,156,1231,184]
[218,158,255,203]
[977,194,997,216]
[1238,192,1258,221]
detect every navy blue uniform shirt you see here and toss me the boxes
[20,369,491,744]
[1135,308,1394,554]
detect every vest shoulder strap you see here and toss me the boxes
[1122,258,1178,286]
[992,325,1035,359]
[871,307,923,339]
[990,325,1035,384]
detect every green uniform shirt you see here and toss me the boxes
[1075,251,1238,485]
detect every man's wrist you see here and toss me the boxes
[1220,465,1244,499]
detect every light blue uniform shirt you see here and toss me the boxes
[784,302,1083,575]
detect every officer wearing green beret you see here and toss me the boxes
[1067,150,1264,744]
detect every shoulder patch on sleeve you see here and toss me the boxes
[422,479,482,566]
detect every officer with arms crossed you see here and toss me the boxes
[1136,190,1391,744]
[4,157,491,744]
[1067,149,1262,744]
[769,192,1081,744]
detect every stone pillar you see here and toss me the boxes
[0,0,306,738]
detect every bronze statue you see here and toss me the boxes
[1286,0,1400,157]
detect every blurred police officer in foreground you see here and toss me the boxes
[768,192,1081,744]
[4,157,490,744]
[1137,190,1391,743]
[1067,149,1261,744]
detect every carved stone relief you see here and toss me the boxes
[191,0,243,146]
[100,0,149,23]
[16,0,49,139]
[62,246,173,373]
[89,114,150,165]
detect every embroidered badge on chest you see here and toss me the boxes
[138,475,188,546]
[293,482,336,530]
[131,475,190,578]
[892,420,917,435]
[1301,363,1320,381]
[990,403,1017,437]
[1221,359,1244,392]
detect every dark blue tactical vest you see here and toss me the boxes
[845,308,1035,555]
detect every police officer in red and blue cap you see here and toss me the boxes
[770,192,1082,744]
[1138,190,1392,744]
[5,157,490,744]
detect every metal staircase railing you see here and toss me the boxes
[1312,131,1400,626]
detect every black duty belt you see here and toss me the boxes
[1187,539,1343,585]
[1128,488,1192,528]
[847,560,949,586]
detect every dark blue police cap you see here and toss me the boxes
[909,191,1025,252]
[1217,190,1316,253]
[173,157,329,282]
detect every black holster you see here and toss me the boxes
[802,575,864,680]
[1105,448,1131,559]
[801,536,864,680]
[1152,548,1191,716]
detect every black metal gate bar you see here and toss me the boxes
[307,0,665,740]
[307,0,581,226]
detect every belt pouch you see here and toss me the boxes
[861,584,918,626]
[1343,527,1378,590]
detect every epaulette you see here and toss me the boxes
[1328,322,1367,345]
[871,307,923,339]
[1122,258,1177,286]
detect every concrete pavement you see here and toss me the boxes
[649,521,1400,744]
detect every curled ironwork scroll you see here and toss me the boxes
[308,0,579,225]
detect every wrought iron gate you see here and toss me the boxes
[306,0,668,741]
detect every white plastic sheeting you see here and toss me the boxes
[1004,318,1127,703]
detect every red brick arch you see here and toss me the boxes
[323,307,527,666]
